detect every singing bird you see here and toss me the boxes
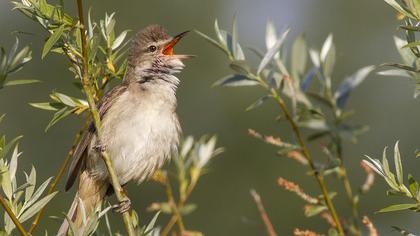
[58,25,191,234]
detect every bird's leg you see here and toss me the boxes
[93,143,107,153]
[113,188,131,214]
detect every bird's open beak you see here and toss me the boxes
[162,30,194,59]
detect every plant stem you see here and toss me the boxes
[164,178,186,233]
[161,176,198,236]
[0,195,27,236]
[75,0,135,235]
[250,189,278,236]
[267,86,345,236]
[336,140,361,236]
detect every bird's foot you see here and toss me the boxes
[93,144,107,153]
[113,196,131,214]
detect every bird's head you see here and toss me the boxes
[127,25,191,83]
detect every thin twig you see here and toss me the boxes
[160,173,199,236]
[250,189,277,236]
[270,89,345,236]
[164,179,185,233]
[362,216,378,236]
[0,195,28,236]
[74,0,135,235]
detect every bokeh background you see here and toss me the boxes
[0,0,419,235]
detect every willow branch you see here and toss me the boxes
[250,189,277,236]
[0,195,27,236]
[75,0,135,235]
[250,73,344,236]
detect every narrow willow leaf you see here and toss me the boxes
[42,24,65,59]
[25,167,36,201]
[7,38,19,65]
[145,211,160,233]
[213,74,258,87]
[377,203,418,213]
[384,0,418,19]
[4,79,40,86]
[29,102,61,111]
[304,204,327,217]
[45,107,74,132]
[334,65,375,109]
[0,135,23,160]
[19,191,58,222]
[179,204,197,215]
[265,18,277,49]
[408,174,419,198]
[400,25,420,31]
[291,34,307,82]
[394,36,416,66]
[246,95,271,111]
[20,177,53,216]
[394,141,403,185]
[229,60,250,75]
[232,14,238,59]
[257,28,290,74]
[194,30,228,56]
[214,19,225,45]
[402,41,420,48]
[111,30,129,50]
[320,34,333,62]
[377,69,411,78]
[1,168,13,200]
[308,49,320,68]
[9,144,20,184]
[321,34,335,78]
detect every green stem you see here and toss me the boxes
[164,178,185,233]
[271,91,344,236]
[0,195,27,236]
[75,1,135,235]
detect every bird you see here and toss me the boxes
[57,25,191,235]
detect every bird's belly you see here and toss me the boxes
[91,105,180,185]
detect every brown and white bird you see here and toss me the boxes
[58,25,191,235]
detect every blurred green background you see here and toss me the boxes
[0,0,419,235]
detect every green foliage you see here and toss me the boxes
[0,121,57,235]
[196,17,376,236]
[13,0,129,131]
[364,141,420,213]
[0,37,37,89]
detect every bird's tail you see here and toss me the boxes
[57,171,109,236]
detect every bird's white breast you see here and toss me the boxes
[88,84,180,185]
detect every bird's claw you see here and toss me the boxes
[93,144,107,153]
[112,197,131,214]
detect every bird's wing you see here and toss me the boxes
[65,85,128,191]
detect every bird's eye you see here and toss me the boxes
[148,45,157,52]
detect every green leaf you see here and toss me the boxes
[320,34,335,78]
[384,0,418,19]
[144,211,160,234]
[19,191,58,222]
[408,174,419,198]
[213,74,258,87]
[377,203,418,213]
[45,107,74,132]
[179,204,197,215]
[246,95,271,111]
[402,41,420,48]
[231,13,239,59]
[194,30,229,56]
[304,204,327,217]
[257,28,290,74]
[111,30,129,50]
[394,141,403,185]
[291,34,307,82]
[4,79,40,86]
[42,24,65,59]
[25,167,36,201]
[29,102,62,111]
